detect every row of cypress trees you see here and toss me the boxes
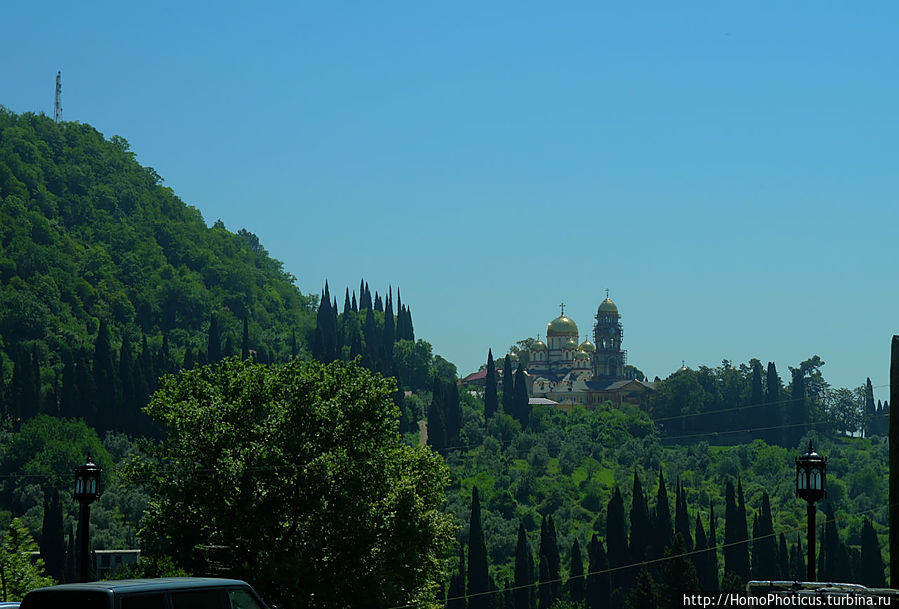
[446,471,887,608]
[482,349,528,426]
[2,312,274,436]
[311,280,415,377]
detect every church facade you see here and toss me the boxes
[526,294,654,408]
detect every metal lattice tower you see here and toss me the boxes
[54,71,62,123]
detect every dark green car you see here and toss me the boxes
[20,578,269,609]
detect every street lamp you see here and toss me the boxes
[795,440,827,581]
[74,455,102,582]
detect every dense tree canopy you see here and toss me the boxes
[0,108,315,428]
[128,357,455,609]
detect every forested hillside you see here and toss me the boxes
[435,355,890,607]
[0,108,315,432]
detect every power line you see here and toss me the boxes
[386,502,894,609]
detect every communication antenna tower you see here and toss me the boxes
[54,71,62,123]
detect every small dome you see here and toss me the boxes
[531,340,547,352]
[598,297,618,315]
[508,352,519,362]
[547,315,579,336]
[563,337,578,350]
[579,339,595,353]
[574,350,589,360]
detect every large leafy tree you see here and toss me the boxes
[129,357,455,609]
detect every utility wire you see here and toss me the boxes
[386,502,894,609]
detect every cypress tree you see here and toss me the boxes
[514,523,536,609]
[468,486,490,609]
[502,356,514,414]
[118,332,135,431]
[407,307,415,342]
[183,346,195,370]
[750,359,763,408]
[351,290,358,312]
[654,468,673,560]
[207,314,221,363]
[859,518,886,588]
[660,533,700,608]
[777,533,790,581]
[788,367,807,448]
[328,290,339,361]
[723,481,739,583]
[708,502,719,591]
[694,513,715,592]
[790,534,805,581]
[13,344,37,419]
[629,469,652,565]
[74,348,95,425]
[627,566,658,609]
[485,349,498,422]
[585,534,609,609]
[427,387,447,452]
[241,317,250,360]
[343,288,352,315]
[363,281,372,311]
[821,508,851,582]
[383,288,395,364]
[674,479,693,552]
[606,486,629,597]
[751,492,778,580]
[140,334,154,395]
[447,544,467,609]
[765,362,782,445]
[65,523,76,583]
[734,479,751,583]
[60,351,78,419]
[569,538,585,604]
[374,291,383,312]
[31,347,42,415]
[40,487,65,581]
[362,305,379,369]
[546,516,561,604]
[443,378,462,447]
[93,319,116,430]
[513,363,529,427]
[864,377,876,437]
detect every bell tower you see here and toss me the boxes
[592,289,626,379]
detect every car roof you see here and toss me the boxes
[29,577,251,594]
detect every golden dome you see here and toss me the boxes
[547,315,579,336]
[598,298,618,315]
[579,339,595,353]
[563,337,578,350]
[531,339,547,352]
[574,350,589,360]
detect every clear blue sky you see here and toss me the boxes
[4,2,898,400]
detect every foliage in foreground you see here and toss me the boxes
[128,357,455,609]
[0,517,55,600]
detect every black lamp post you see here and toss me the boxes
[795,440,827,582]
[74,455,102,582]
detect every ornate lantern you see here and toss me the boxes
[795,440,827,581]
[795,440,827,502]
[74,456,102,504]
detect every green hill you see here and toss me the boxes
[0,108,315,431]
